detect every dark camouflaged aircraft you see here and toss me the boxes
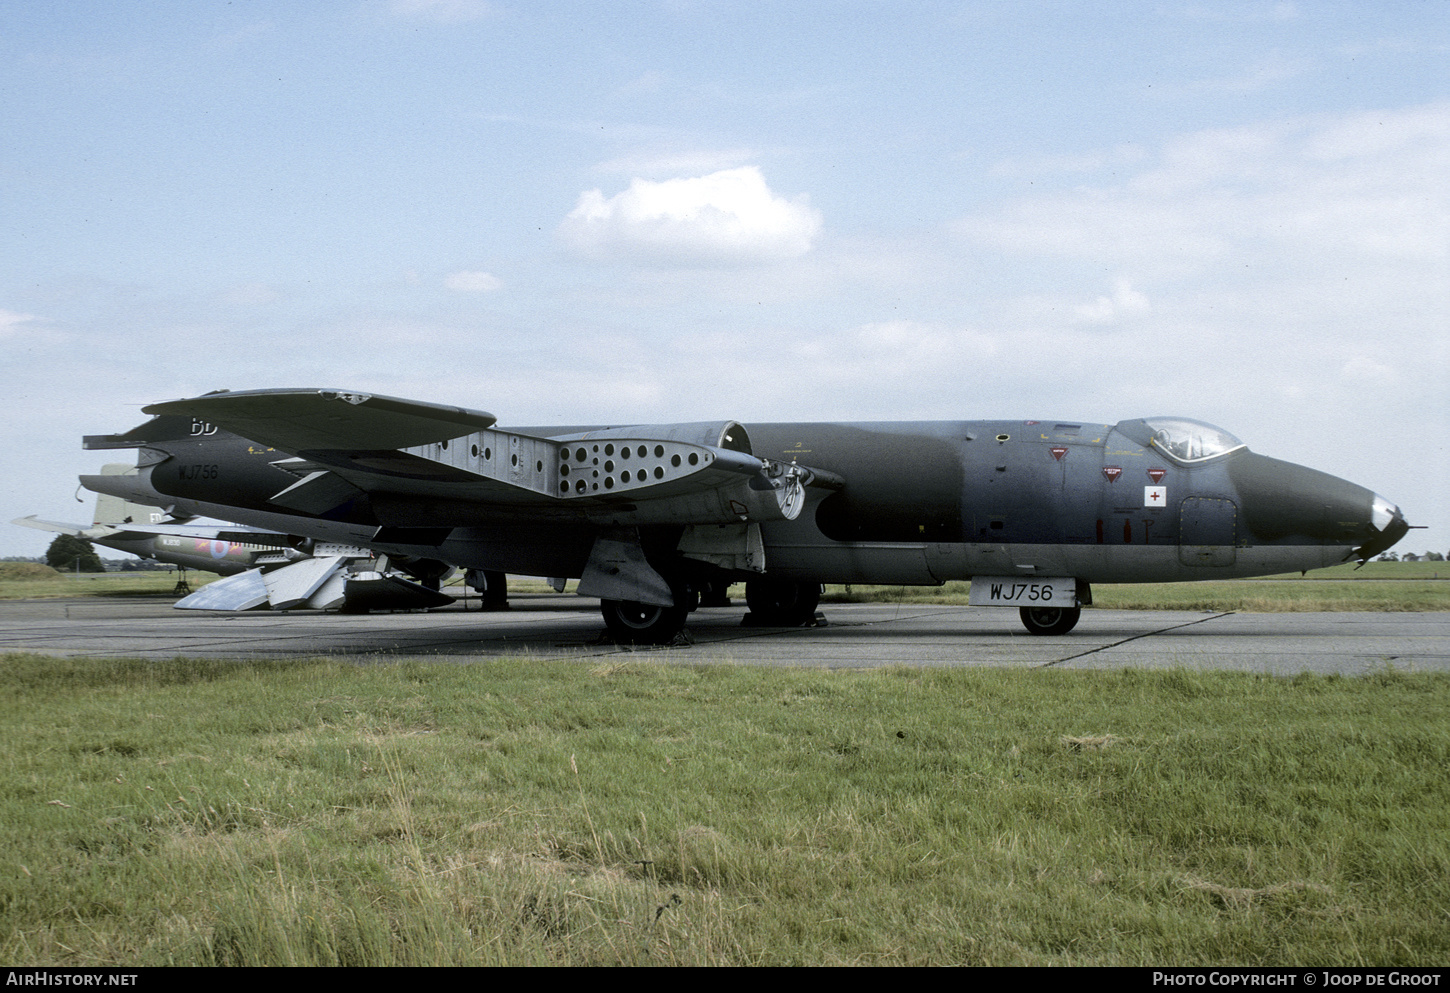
[81,388,1410,642]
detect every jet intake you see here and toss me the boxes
[553,420,753,455]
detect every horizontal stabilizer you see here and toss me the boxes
[11,515,87,537]
[143,388,498,452]
[11,515,201,546]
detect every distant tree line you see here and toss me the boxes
[44,535,105,572]
[115,558,174,572]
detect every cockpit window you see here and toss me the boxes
[1144,417,1246,464]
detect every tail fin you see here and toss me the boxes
[92,464,175,527]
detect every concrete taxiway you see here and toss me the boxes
[2,594,1447,675]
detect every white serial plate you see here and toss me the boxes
[968,576,1078,607]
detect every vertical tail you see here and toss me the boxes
[92,464,171,527]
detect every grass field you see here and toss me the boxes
[2,561,1448,613]
[0,567,205,600]
[2,653,1447,966]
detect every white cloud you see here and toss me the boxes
[0,309,36,338]
[443,270,503,293]
[558,166,822,267]
[1339,355,1397,388]
[1074,280,1150,323]
[596,148,759,178]
[960,102,1450,281]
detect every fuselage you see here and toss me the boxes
[92,531,271,575]
[744,418,1392,584]
[82,415,1406,589]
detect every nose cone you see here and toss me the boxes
[1356,494,1410,561]
[1228,453,1410,562]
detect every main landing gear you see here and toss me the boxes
[600,598,691,645]
[743,578,821,627]
[599,577,824,645]
[601,579,1083,642]
[600,576,700,645]
[1018,605,1082,636]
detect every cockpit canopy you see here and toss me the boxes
[1143,417,1246,464]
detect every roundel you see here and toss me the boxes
[210,540,230,559]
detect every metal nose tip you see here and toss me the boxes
[1354,494,1409,562]
[1371,494,1399,533]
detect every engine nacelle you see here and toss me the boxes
[590,458,806,526]
[392,422,808,525]
[553,421,753,455]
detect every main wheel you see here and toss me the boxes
[1019,605,1081,636]
[600,599,689,645]
[745,579,822,626]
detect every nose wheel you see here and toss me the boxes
[1019,605,1081,636]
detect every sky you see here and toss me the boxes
[2,0,1447,559]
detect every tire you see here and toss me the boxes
[1019,605,1081,636]
[745,579,822,626]
[600,599,689,645]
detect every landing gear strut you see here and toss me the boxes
[465,569,509,610]
[1019,605,1081,636]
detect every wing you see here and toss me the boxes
[146,388,843,529]
[143,388,499,450]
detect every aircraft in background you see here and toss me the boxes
[14,463,457,612]
[80,388,1410,642]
